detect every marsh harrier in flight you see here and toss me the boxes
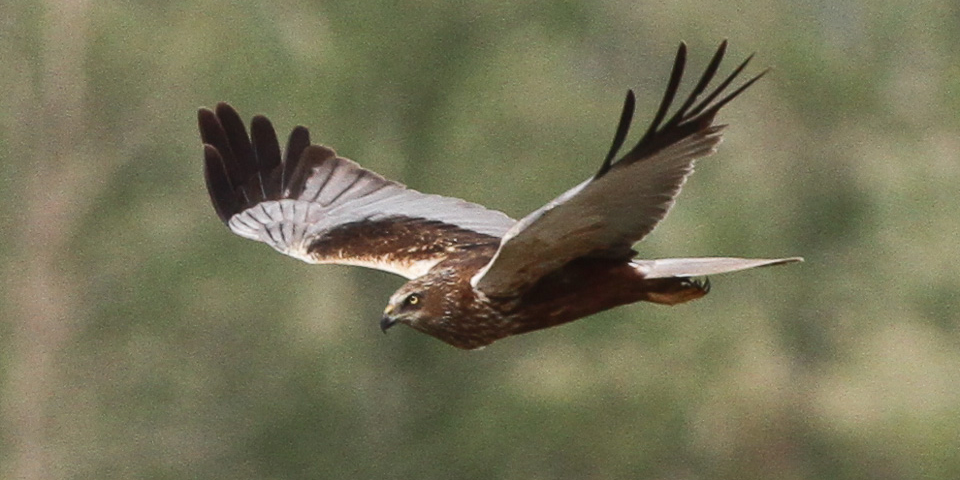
[199,41,801,349]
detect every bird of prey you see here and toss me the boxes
[199,41,801,350]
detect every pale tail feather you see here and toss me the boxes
[634,256,802,279]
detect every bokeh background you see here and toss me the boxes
[2,0,959,479]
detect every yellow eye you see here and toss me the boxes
[405,293,421,306]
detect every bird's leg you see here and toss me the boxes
[642,277,710,306]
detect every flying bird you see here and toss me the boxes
[199,41,801,350]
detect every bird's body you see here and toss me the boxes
[385,251,711,349]
[199,41,801,349]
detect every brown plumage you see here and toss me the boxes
[199,41,801,350]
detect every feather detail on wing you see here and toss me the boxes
[200,103,515,279]
[473,41,770,296]
[634,257,803,279]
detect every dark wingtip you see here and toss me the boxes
[701,64,768,119]
[608,41,765,169]
[197,107,221,145]
[199,102,309,225]
[202,143,238,224]
[675,42,688,72]
[282,125,311,191]
[595,89,636,179]
[215,102,237,116]
[660,40,729,131]
[250,114,283,198]
[637,42,688,144]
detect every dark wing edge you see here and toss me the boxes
[472,41,781,296]
[596,40,767,179]
[199,103,515,279]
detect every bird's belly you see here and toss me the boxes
[505,259,650,334]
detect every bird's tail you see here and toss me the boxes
[633,256,802,279]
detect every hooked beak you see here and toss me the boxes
[380,315,397,333]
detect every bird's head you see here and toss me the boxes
[380,270,497,350]
[381,280,439,334]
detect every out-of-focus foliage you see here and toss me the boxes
[2,0,959,479]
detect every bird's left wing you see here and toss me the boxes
[200,103,515,279]
[473,41,780,296]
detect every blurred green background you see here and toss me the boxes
[3,0,959,479]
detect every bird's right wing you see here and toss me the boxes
[200,103,515,279]
[473,41,797,296]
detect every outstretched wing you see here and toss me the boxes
[473,41,773,296]
[200,103,515,279]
